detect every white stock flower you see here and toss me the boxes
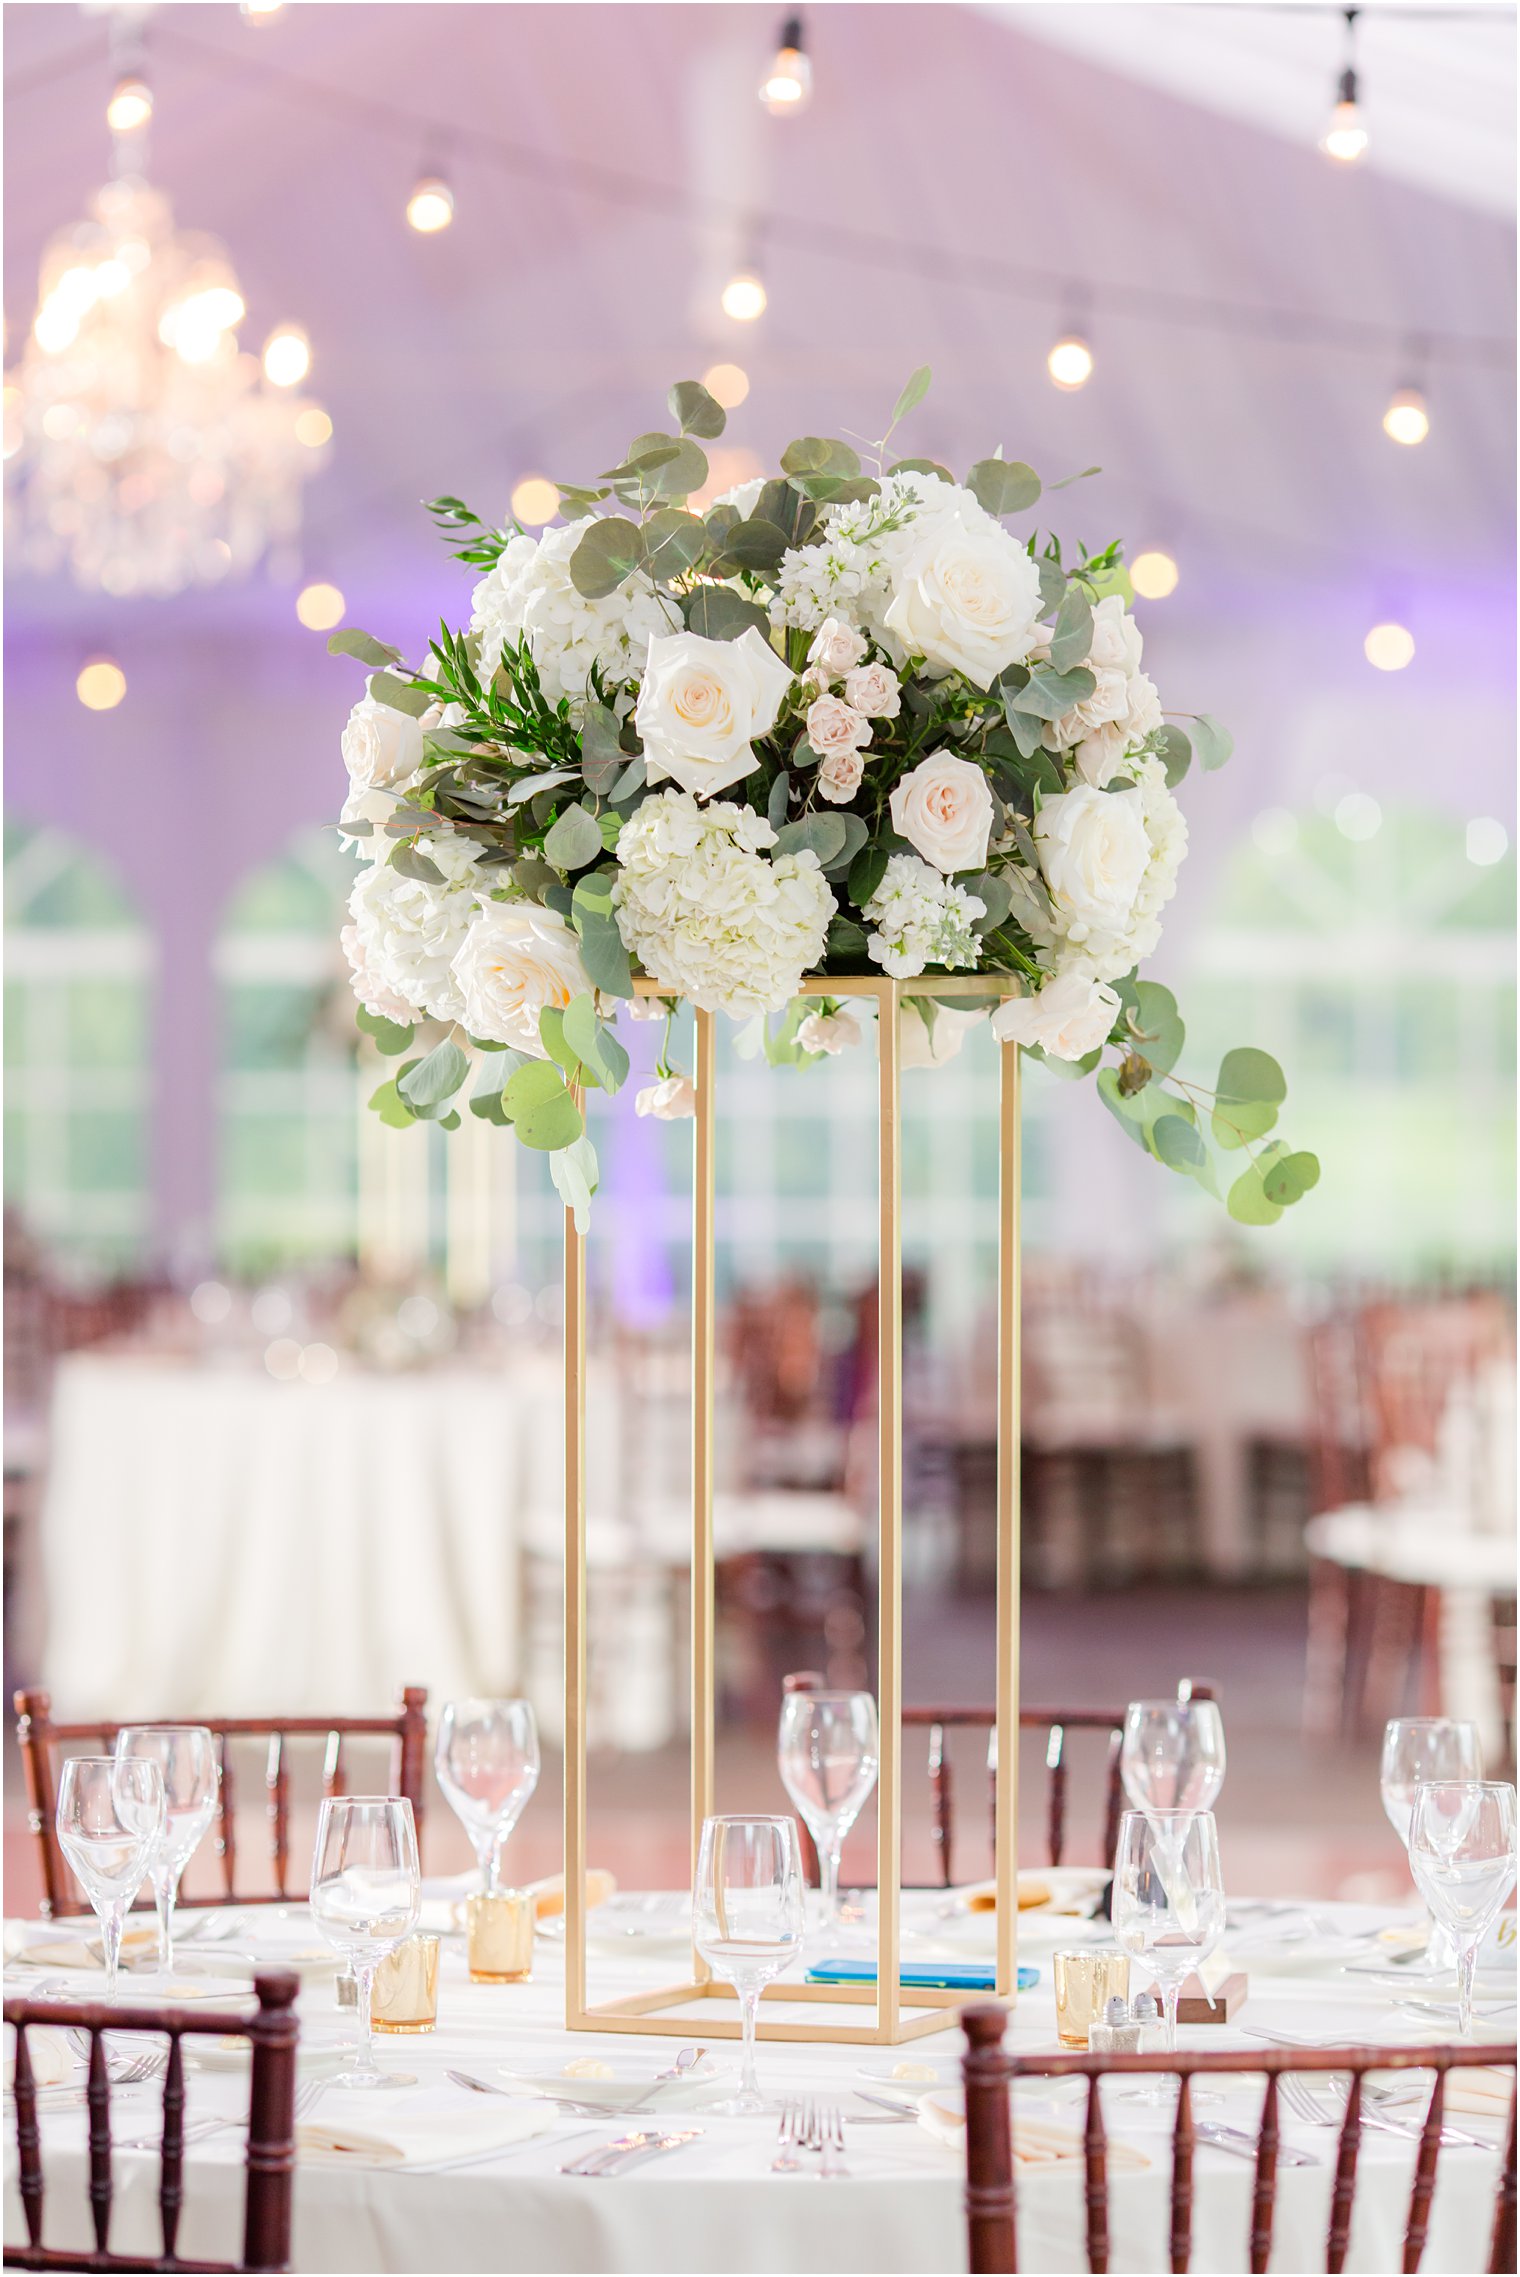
[634,627,794,799]
[797,1008,864,1056]
[451,902,591,1057]
[469,521,668,704]
[635,1074,697,1120]
[862,854,984,979]
[345,852,480,1025]
[1037,759,1187,981]
[991,972,1121,1060]
[773,470,973,637]
[612,790,834,1018]
[881,514,1042,689]
[889,752,995,874]
[807,618,868,678]
[844,662,901,719]
[900,1003,990,1069]
[341,689,424,793]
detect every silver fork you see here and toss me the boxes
[119,2073,326,2155]
[817,2101,850,2180]
[772,2100,805,2173]
[1277,2071,1494,2151]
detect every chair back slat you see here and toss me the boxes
[1045,1726,1067,1868]
[1326,2071,1362,2273]
[1169,2073,1194,2274]
[1490,2077,1518,2275]
[86,2030,113,2251]
[1083,2074,1109,2275]
[1250,2073,1279,2276]
[160,2032,186,2262]
[1100,1732,1124,1874]
[219,1736,238,1902]
[321,1731,344,1800]
[14,2023,45,2247]
[265,1734,289,1900]
[1403,2067,1446,2274]
[962,2003,1017,2274]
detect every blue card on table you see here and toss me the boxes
[804,1960,1038,1992]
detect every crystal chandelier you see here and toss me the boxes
[4,110,329,597]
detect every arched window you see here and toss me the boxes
[3,820,153,1267]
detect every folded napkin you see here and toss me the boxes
[526,1870,618,1920]
[6,2025,72,2090]
[297,2100,557,2168]
[415,1870,617,1938]
[6,1923,158,1972]
[918,2089,1148,2167]
[1379,2068,1515,2122]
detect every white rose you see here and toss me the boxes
[1085,594,1144,678]
[844,663,901,719]
[817,748,866,804]
[340,923,416,1025]
[1123,672,1163,743]
[797,1008,864,1056]
[450,902,591,1058]
[1034,784,1150,942]
[807,617,867,678]
[881,514,1042,689]
[341,690,424,792]
[900,1004,989,1069]
[806,694,870,759]
[991,972,1120,1060]
[889,752,995,874]
[635,1074,697,1120]
[634,627,795,799]
[1070,725,1129,789]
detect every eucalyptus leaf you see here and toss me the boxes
[328,628,401,668]
[715,518,789,574]
[667,379,726,440]
[827,913,868,960]
[508,769,579,805]
[1007,665,1096,722]
[682,585,772,642]
[767,772,792,830]
[512,857,558,900]
[1217,1047,1287,1107]
[787,473,880,506]
[501,1059,584,1150]
[537,1005,575,1074]
[568,517,645,600]
[1048,465,1102,491]
[549,1133,600,1233]
[543,804,605,871]
[1156,723,1192,788]
[848,844,889,909]
[888,457,955,484]
[754,480,817,549]
[1190,714,1234,771]
[1211,1096,1278,1150]
[1227,1162,1283,1227]
[822,812,870,877]
[1123,981,1184,1079]
[610,756,647,803]
[969,872,1013,932]
[563,992,628,1092]
[1262,1149,1320,1205]
[641,507,708,583]
[369,670,434,720]
[891,365,932,425]
[773,814,848,867]
[1036,556,1068,615]
[966,459,1041,517]
[369,1078,417,1130]
[1047,586,1095,675]
[399,1038,470,1108]
[356,1005,414,1056]
[620,432,707,501]
[1152,1113,1207,1172]
[579,705,625,795]
[780,437,861,478]
[389,842,444,885]
[571,871,633,997]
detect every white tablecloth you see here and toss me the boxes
[5,1894,1508,2274]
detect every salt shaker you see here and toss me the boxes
[1088,1994,1141,2055]
[1131,1991,1167,2053]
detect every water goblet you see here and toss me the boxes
[55,1758,164,1997]
[1381,1718,1482,1968]
[1111,1808,1226,2102]
[1407,1781,1516,2037]
[309,1796,421,2089]
[113,1726,218,1973]
[434,1699,540,1895]
[1121,1699,1227,1814]
[777,1690,878,1942]
[693,1814,805,2116]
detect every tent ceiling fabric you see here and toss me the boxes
[3,2,1513,645]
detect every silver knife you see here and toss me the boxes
[853,2089,920,2119]
[589,2127,704,2178]
[561,2129,660,2176]
[1196,2123,1319,2167]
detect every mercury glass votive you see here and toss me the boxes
[1052,1949,1131,2048]
[467,1890,535,1983]
[372,1934,441,2033]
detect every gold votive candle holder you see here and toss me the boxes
[1052,1949,1131,2048]
[373,1934,441,2033]
[467,1890,535,1983]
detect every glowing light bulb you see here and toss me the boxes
[407,177,454,233]
[296,582,345,631]
[721,270,767,323]
[1382,385,1429,446]
[702,361,750,408]
[1130,549,1179,599]
[107,76,152,133]
[263,326,311,387]
[1047,334,1094,391]
[1364,621,1414,671]
[1466,818,1508,867]
[240,0,284,17]
[510,476,560,527]
[295,408,332,448]
[1321,95,1368,164]
[759,18,812,114]
[76,659,126,711]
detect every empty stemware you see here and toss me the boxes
[55,1758,164,1998]
[113,1726,219,1974]
[309,1796,421,2089]
[1111,1808,1226,2101]
[1121,1698,1227,1814]
[1407,1781,1517,2038]
[1381,1718,1483,1968]
[776,1690,878,1942]
[434,1699,540,1895]
[693,1814,805,2116]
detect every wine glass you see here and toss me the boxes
[309,1797,421,2089]
[1381,1718,1482,1968]
[776,1690,878,1942]
[1112,1809,1226,2100]
[55,1758,164,1997]
[693,1814,804,2116]
[1407,1781,1517,2037]
[434,1699,540,1894]
[113,1727,218,1973]
[1121,1699,1227,1814]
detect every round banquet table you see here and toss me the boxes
[3,1889,1511,2275]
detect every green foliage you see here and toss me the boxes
[368,670,434,720]
[890,366,933,427]
[542,804,605,871]
[1190,714,1234,771]
[328,628,401,668]
[571,871,633,997]
[1047,586,1095,674]
[550,1134,600,1231]
[683,587,771,641]
[966,459,1041,517]
[501,1059,583,1149]
[568,517,645,599]
[667,379,726,440]
[355,1005,414,1056]
[1007,665,1096,722]
[398,1038,469,1107]
[774,814,848,866]
[1156,724,1193,788]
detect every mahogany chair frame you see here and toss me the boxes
[13,1687,428,1919]
[961,2001,1517,2277]
[4,1968,299,2272]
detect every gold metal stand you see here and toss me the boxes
[564,974,1021,2043]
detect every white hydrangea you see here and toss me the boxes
[344,835,486,1026]
[861,853,985,979]
[1038,757,1188,983]
[612,790,835,1018]
[470,521,671,704]
[773,471,981,639]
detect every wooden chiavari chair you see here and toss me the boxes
[14,1687,428,1920]
[5,1969,298,2272]
[961,2001,1517,2276]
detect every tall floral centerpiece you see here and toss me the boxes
[333,369,1314,1225]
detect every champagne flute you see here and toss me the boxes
[113,1726,218,1973]
[1381,1718,1482,1968]
[776,1690,878,1942]
[693,1815,804,2116]
[434,1699,540,1895]
[1112,1808,1226,2100]
[309,1797,421,2089]
[55,1758,164,1998]
[1121,1699,1227,1813]
[1408,1781,1517,2037]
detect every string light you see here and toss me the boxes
[510,475,560,526]
[1130,550,1179,599]
[759,17,812,115]
[239,0,284,18]
[296,581,345,630]
[406,175,454,233]
[1382,383,1429,446]
[1364,621,1414,670]
[1466,818,1509,867]
[262,324,311,387]
[702,361,750,408]
[106,75,152,133]
[76,658,127,710]
[1047,333,1094,391]
[721,268,767,322]
[294,407,332,448]
[1321,9,1368,164]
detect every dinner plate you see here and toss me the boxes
[535,1894,691,1957]
[499,2060,734,2110]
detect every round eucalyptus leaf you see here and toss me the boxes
[569,517,645,599]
